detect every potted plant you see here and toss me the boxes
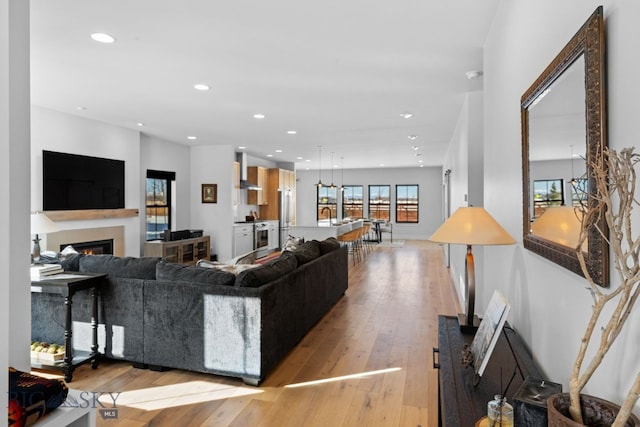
[547,147,640,426]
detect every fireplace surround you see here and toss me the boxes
[46,226,125,257]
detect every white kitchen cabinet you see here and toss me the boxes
[233,224,254,257]
[267,221,279,250]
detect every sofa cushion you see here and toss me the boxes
[290,240,321,265]
[318,237,341,255]
[156,261,236,286]
[235,251,298,287]
[79,255,160,279]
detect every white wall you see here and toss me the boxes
[190,145,236,261]
[2,1,31,423]
[30,106,142,255]
[484,0,640,411]
[295,166,442,239]
[442,92,486,312]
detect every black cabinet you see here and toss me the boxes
[435,315,542,426]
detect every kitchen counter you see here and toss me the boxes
[289,219,363,241]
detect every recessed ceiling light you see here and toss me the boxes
[187,136,197,140]
[267,154,273,158]
[136,122,144,127]
[408,135,417,140]
[296,156,303,160]
[90,33,115,43]
[305,159,311,163]
[466,70,483,80]
[193,84,210,91]
[379,163,385,167]
[400,113,413,119]
[253,114,265,119]
[238,146,246,150]
[412,145,420,151]
[418,159,424,163]
[76,106,87,111]
[287,130,297,135]
[275,149,283,153]
[419,164,424,168]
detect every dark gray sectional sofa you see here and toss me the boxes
[31,239,348,385]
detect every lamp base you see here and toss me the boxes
[457,313,481,333]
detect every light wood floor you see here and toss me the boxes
[36,240,459,427]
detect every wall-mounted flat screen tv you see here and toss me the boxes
[43,150,125,210]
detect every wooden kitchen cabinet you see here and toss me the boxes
[247,166,268,205]
[259,168,296,223]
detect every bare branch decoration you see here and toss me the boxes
[570,147,640,426]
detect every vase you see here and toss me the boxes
[547,393,640,427]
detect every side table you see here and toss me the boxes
[31,272,107,382]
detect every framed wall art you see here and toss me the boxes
[202,184,217,203]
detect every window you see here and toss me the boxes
[342,185,363,219]
[533,179,564,218]
[571,178,588,207]
[396,184,419,223]
[146,170,175,240]
[317,186,338,223]
[368,185,390,221]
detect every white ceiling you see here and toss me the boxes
[30,0,500,170]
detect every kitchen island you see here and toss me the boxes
[289,219,363,241]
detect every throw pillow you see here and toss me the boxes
[318,237,341,255]
[156,261,235,286]
[282,234,304,251]
[235,251,297,287]
[8,367,68,426]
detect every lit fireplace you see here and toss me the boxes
[60,239,114,255]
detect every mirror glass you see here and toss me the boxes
[521,7,608,286]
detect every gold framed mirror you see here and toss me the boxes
[521,6,608,286]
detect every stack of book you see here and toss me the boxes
[30,263,63,280]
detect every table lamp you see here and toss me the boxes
[530,206,584,251]
[429,207,515,332]
[31,211,59,263]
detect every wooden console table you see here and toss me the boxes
[434,315,542,426]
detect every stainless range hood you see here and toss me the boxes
[236,152,261,190]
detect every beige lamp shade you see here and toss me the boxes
[30,212,59,235]
[531,206,584,250]
[429,207,515,246]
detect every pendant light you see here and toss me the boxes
[340,157,344,192]
[329,152,336,189]
[340,156,345,192]
[570,145,577,185]
[316,145,324,188]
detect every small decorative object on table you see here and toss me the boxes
[513,376,561,426]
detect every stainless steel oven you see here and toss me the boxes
[254,222,270,257]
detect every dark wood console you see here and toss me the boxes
[435,315,542,426]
